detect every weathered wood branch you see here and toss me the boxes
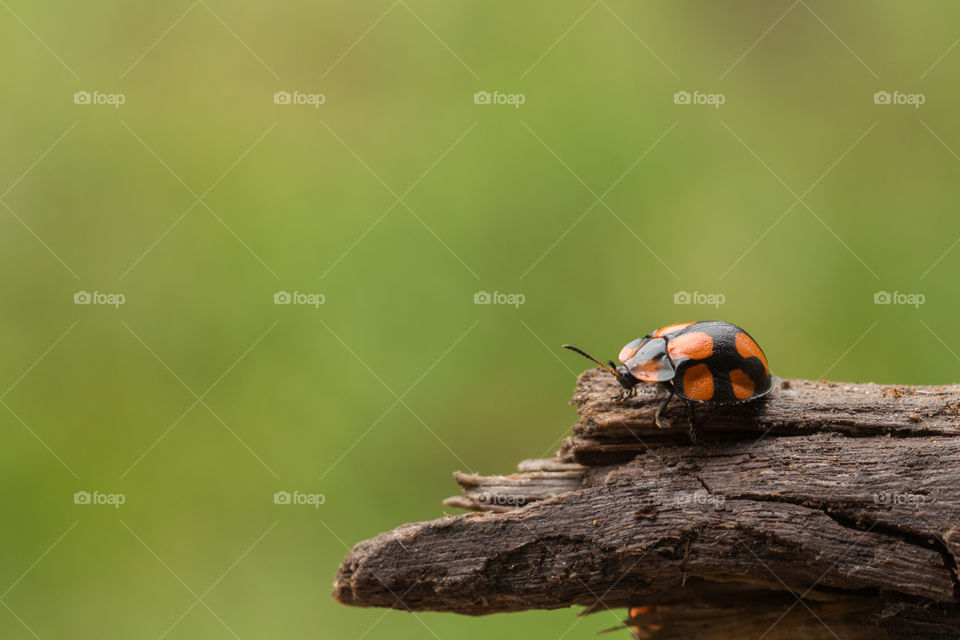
[561,369,960,464]
[334,371,960,638]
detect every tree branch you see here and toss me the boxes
[333,370,960,638]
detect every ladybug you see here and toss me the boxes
[563,321,772,441]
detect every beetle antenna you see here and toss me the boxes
[562,345,621,378]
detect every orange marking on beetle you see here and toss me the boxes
[682,363,714,401]
[735,332,769,372]
[729,368,756,400]
[653,322,694,338]
[667,331,713,361]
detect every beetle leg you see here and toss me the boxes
[685,398,697,443]
[612,385,638,403]
[654,389,674,429]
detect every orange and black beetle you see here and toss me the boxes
[564,321,772,441]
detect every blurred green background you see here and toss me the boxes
[1,1,959,638]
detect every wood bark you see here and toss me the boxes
[333,370,960,638]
